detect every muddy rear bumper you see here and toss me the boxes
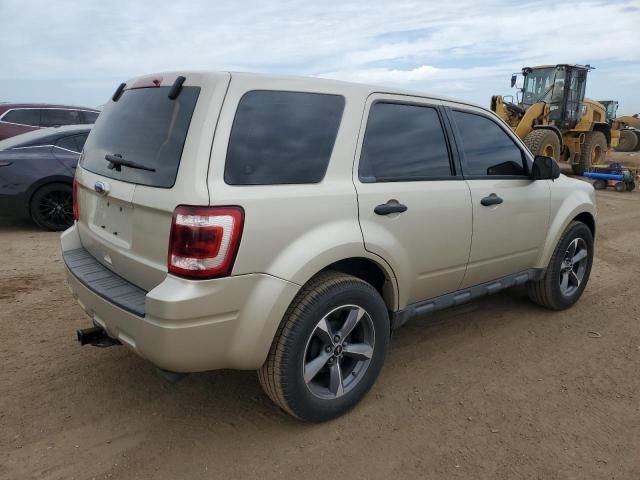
[61,224,299,372]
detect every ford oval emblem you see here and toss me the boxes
[94,181,110,196]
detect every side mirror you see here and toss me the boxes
[531,155,561,180]
[510,74,517,88]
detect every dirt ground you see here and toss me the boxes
[1,152,640,480]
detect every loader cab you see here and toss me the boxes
[519,64,589,130]
[598,100,619,122]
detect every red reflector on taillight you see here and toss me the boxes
[73,178,79,221]
[168,206,244,279]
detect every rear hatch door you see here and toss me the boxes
[75,72,230,290]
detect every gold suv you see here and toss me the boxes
[63,71,596,422]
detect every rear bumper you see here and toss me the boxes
[61,224,299,372]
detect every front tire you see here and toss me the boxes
[258,271,390,422]
[573,131,606,176]
[527,221,594,310]
[523,129,561,161]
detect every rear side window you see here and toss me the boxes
[55,134,87,153]
[74,134,88,151]
[2,109,40,126]
[81,111,99,123]
[41,109,83,127]
[56,136,81,152]
[451,110,527,176]
[359,102,452,181]
[225,91,344,185]
[81,86,200,188]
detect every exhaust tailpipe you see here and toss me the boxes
[76,326,120,347]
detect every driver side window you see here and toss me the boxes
[451,110,528,177]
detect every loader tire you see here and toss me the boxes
[573,131,606,176]
[617,130,638,152]
[523,129,561,161]
[633,131,640,152]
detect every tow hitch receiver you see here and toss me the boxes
[76,326,121,348]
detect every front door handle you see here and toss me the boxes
[374,201,408,215]
[480,193,503,206]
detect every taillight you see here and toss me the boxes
[168,206,244,279]
[73,179,79,221]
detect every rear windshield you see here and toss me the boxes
[81,86,200,188]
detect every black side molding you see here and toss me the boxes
[390,268,545,330]
[168,76,186,100]
[112,82,126,102]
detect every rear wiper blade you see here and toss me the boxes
[105,153,155,172]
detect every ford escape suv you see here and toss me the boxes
[62,71,596,422]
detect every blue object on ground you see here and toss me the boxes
[583,172,625,181]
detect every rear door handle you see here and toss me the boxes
[374,201,408,215]
[480,193,503,206]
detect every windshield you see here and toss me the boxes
[522,67,565,105]
[81,86,200,188]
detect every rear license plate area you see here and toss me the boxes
[91,197,133,245]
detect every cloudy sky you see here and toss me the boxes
[1,0,639,113]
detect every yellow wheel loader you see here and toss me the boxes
[615,115,640,152]
[491,64,612,175]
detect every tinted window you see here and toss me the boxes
[55,134,87,153]
[56,136,81,152]
[359,103,451,181]
[81,111,99,123]
[452,111,526,176]
[81,86,200,188]
[225,91,344,185]
[74,134,88,151]
[41,109,83,127]
[2,109,40,126]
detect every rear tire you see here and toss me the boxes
[573,131,607,176]
[592,179,606,190]
[633,132,640,152]
[523,129,561,161]
[617,130,637,152]
[258,271,390,422]
[614,182,626,192]
[29,183,74,231]
[527,221,593,310]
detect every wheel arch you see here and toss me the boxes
[317,257,398,311]
[591,122,611,146]
[26,175,74,207]
[573,211,596,237]
[536,198,596,270]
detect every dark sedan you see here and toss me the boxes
[0,125,91,230]
[0,103,99,140]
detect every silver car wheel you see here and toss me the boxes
[302,304,375,400]
[559,237,589,297]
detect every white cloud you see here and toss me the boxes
[0,0,639,111]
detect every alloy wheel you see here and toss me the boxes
[302,305,375,399]
[38,190,74,229]
[559,237,589,297]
